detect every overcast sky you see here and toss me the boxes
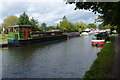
[0,0,101,26]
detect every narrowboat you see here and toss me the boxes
[91,32,109,46]
[8,25,67,47]
[67,32,80,38]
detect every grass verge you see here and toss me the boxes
[83,34,115,79]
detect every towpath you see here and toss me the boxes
[111,34,120,79]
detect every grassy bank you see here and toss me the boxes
[83,34,115,78]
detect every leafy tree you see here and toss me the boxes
[41,23,47,28]
[38,26,44,31]
[94,15,104,23]
[63,16,67,20]
[59,19,74,32]
[2,16,18,30]
[30,17,39,27]
[98,24,117,34]
[47,25,58,31]
[30,17,39,31]
[79,21,87,30]
[74,22,79,31]
[74,21,87,32]
[18,12,39,31]
[18,12,30,25]
[40,23,47,31]
[87,23,96,29]
[59,16,75,32]
[67,2,120,33]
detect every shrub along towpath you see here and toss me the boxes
[83,34,115,79]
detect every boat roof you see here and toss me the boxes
[32,31,64,34]
[8,25,33,28]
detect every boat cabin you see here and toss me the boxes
[8,25,33,40]
[31,31,64,39]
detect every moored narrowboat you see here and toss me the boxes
[8,25,67,47]
[91,32,109,46]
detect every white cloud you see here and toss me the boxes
[0,1,100,26]
[0,0,64,2]
[27,7,36,12]
[55,19,62,24]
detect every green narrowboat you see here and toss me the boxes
[8,25,67,47]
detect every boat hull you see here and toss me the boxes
[8,35,67,47]
[91,40,105,46]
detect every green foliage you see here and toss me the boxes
[67,2,120,33]
[74,21,87,32]
[18,12,30,25]
[59,19,74,32]
[98,24,116,31]
[46,25,58,31]
[0,26,2,32]
[38,27,44,31]
[30,17,39,31]
[94,15,104,23]
[41,23,47,28]
[62,15,67,20]
[40,23,47,31]
[30,17,39,27]
[87,23,96,29]
[2,16,18,30]
[83,35,115,78]
[18,12,39,31]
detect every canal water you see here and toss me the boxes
[1,36,102,78]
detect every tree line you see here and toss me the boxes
[67,2,120,33]
[1,12,113,33]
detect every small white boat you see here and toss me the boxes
[80,32,89,36]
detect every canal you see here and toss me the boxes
[2,36,102,78]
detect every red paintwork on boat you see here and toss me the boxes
[91,41,105,45]
[97,42,105,44]
[92,42,97,44]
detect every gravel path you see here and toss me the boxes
[111,34,120,79]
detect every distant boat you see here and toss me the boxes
[67,32,80,38]
[91,32,109,46]
[80,32,89,36]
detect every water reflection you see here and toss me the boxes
[2,36,102,78]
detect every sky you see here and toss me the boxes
[0,0,102,26]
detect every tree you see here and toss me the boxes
[41,23,46,28]
[40,23,47,31]
[67,2,120,33]
[59,19,74,32]
[38,26,44,31]
[18,12,39,31]
[87,23,96,29]
[74,21,87,32]
[18,12,30,25]
[63,16,67,20]
[59,16,75,32]
[30,17,39,31]
[2,16,18,30]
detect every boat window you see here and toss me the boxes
[20,28,22,32]
[14,27,19,32]
[8,28,13,32]
[92,37,97,40]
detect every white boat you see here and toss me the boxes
[80,32,89,36]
